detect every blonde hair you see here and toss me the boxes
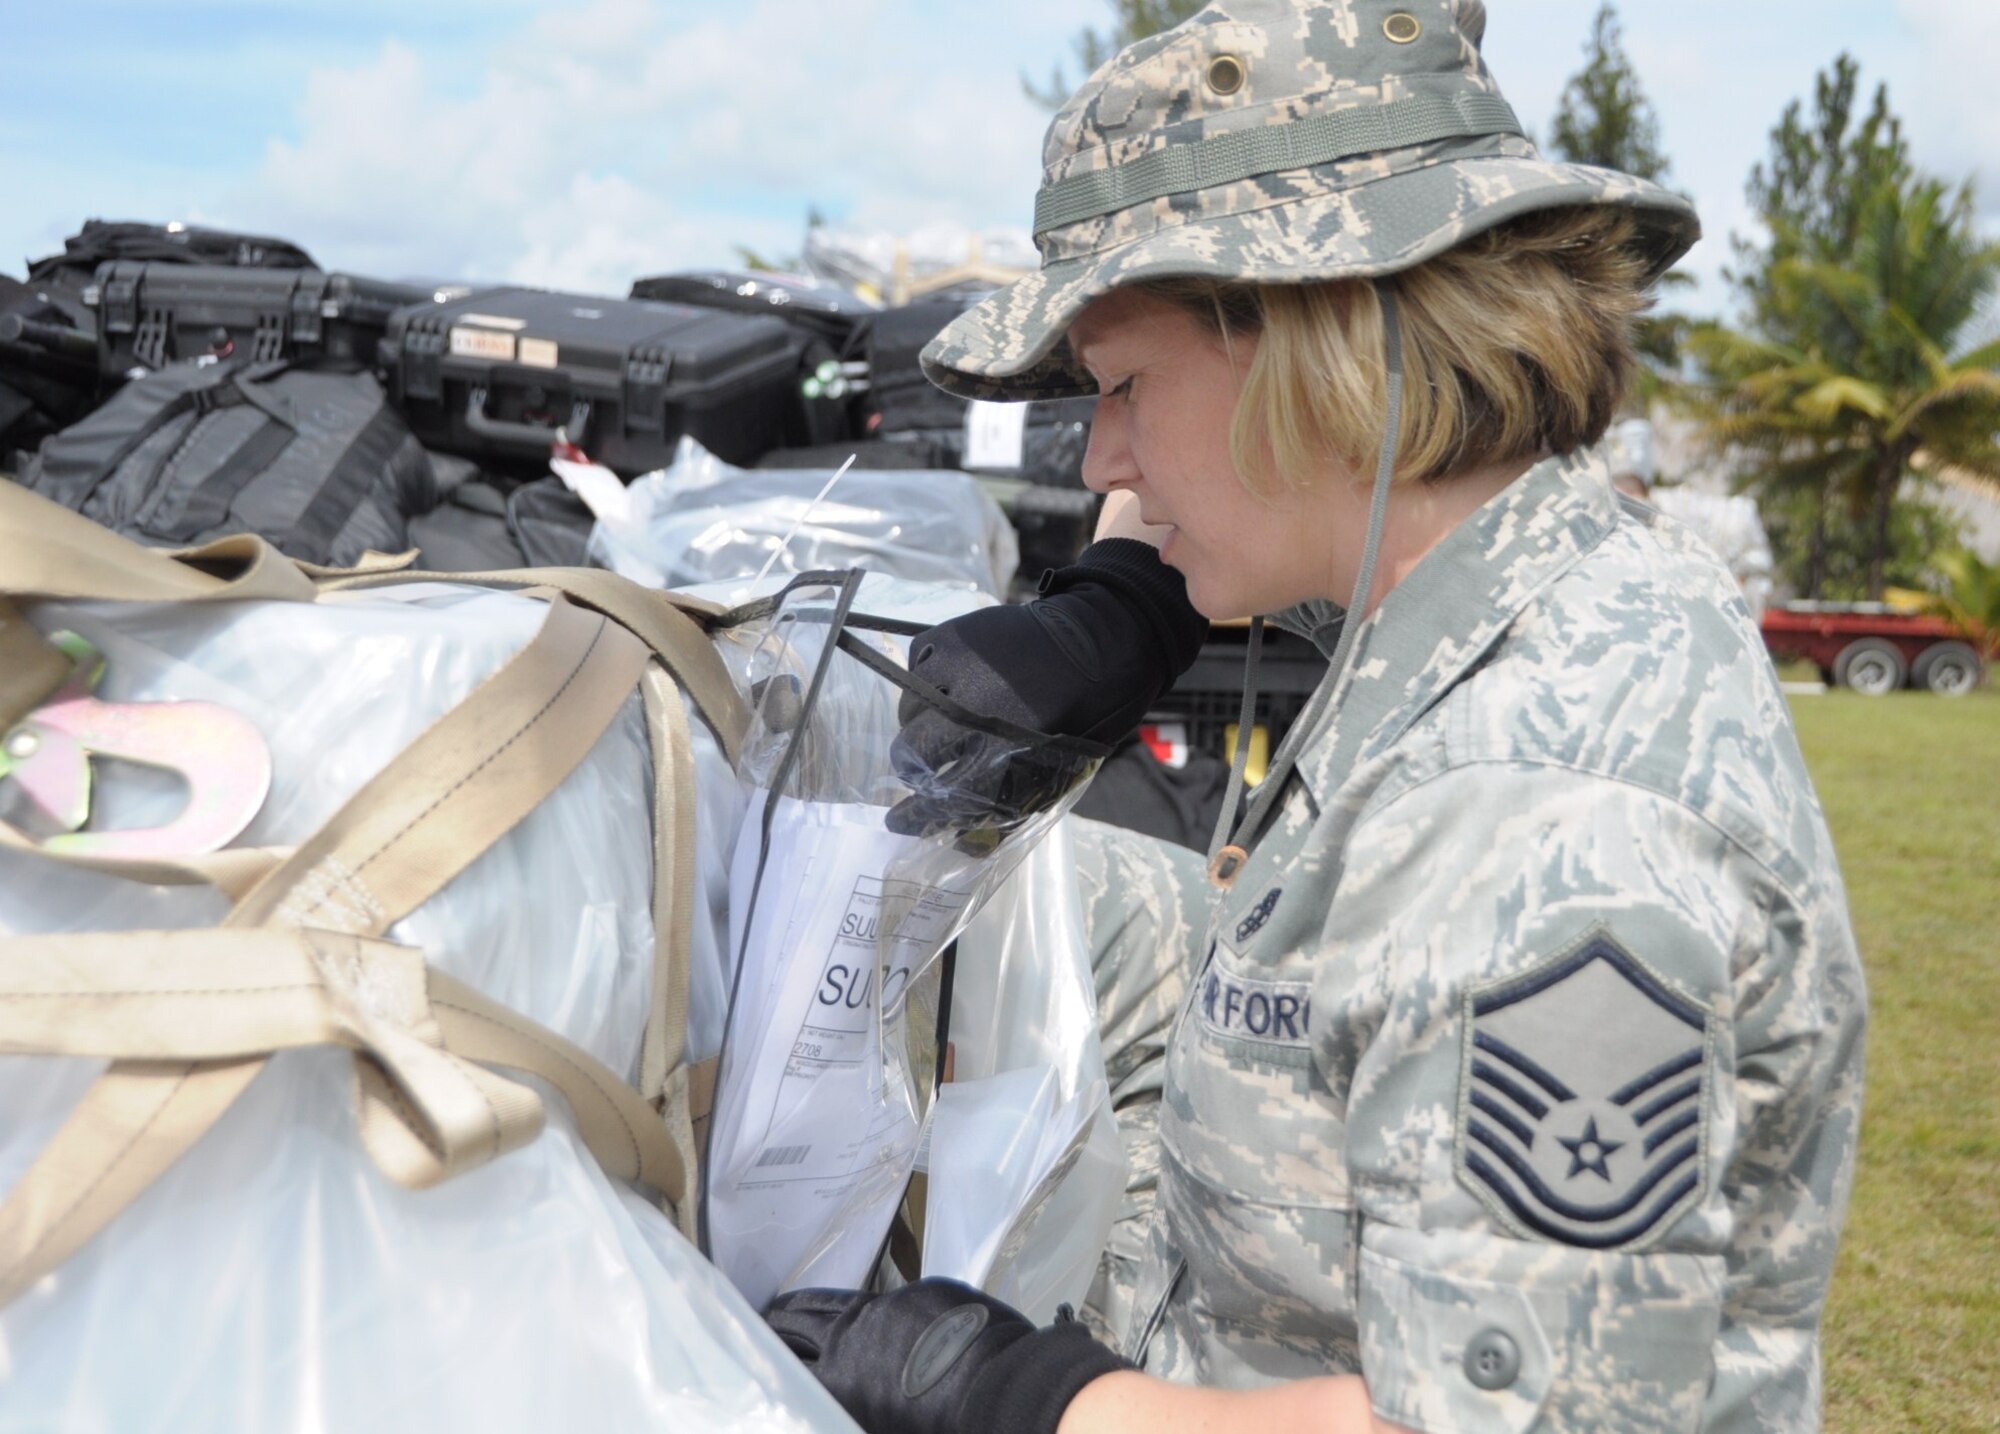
[1141,207,1650,496]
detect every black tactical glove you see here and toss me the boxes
[886,539,1207,840]
[767,1279,1132,1434]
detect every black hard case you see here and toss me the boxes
[89,262,431,375]
[380,287,809,476]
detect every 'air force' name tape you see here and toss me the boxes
[1199,966,1313,1047]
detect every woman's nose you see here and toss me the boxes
[1081,401,1138,495]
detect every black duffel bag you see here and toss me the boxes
[27,219,318,289]
[20,357,436,566]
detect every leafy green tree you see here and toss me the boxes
[1691,171,2000,599]
[1023,0,1206,110]
[1736,56,1909,297]
[1690,57,2000,600]
[1920,548,2000,663]
[1759,480,1962,603]
[1545,5,1689,388]
[1549,5,1669,180]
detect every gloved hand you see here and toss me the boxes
[767,1278,1132,1434]
[886,538,1207,840]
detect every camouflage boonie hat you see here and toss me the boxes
[921,0,1700,401]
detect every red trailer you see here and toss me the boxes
[1759,603,1985,695]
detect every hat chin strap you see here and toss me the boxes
[1207,281,1404,887]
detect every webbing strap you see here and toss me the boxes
[0,927,680,1202]
[0,482,716,1283]
[40,380,214,512]
[0,597,661,1307]
[1034,91,1520,234]
[322,564,749,768]
[153,414,297,542]
[0,597,70,732]
[226,598,648,929]
[638,665,696,1106]
[285,402,407,561]
[0,480,318,605]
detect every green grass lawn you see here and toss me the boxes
[1794,689,2000,1433]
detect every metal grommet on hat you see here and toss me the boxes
[1206,53,1246,95]
[1383,11,1421,43]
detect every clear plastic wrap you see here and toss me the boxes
[700,572,1119,1318]
[923,819,1126,1323]
[0,585,850,1433]
[587,436,1018,597]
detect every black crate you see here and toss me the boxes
[381,287,814,477]
[88,261,432,376]
[1149,624,1328,758]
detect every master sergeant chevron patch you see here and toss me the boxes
[1455,931,1714,1251]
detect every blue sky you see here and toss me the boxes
[5,0,1995,317]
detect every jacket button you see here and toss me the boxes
[1463,1328,1521,1391]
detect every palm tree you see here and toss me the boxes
[1689,176,2000,599]
[1921,548,2000,664]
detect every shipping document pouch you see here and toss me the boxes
[699,571,1124,1321]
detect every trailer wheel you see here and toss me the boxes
[1912,640,1981,697]
[1832,637,1907,695]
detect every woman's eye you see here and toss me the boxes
[1101,377,1134,400]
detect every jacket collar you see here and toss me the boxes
[1282,447,1622,810]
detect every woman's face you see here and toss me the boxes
[1069,289,1339,620]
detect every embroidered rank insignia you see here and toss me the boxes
[1455,932,1712,1250]
[1235,887,1281,944]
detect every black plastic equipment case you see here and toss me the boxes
[87,262,434,377]
[1152,624,1330,759]
[629,268,872,348]
[381,287,811,476]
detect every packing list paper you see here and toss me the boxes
[709,794,970,1312]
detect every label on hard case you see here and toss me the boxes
[450,326,517,361]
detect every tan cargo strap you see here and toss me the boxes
[0,927,681,1192]
[0,480,319,606]
[0,596,668,1307]
[0,481,718,1277]
[688,1056,719,1137]
[0,481,742,769]
[638,668,696,1104]
[0,596,72,733]
[0,480,311,735]
[321,564,748,768]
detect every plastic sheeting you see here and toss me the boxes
[0,584,850,1433]
[700,574,1121,1322]
[588,437,1018,598]
[927,819,1125,1323]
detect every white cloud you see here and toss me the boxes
[1898,0,2000,221]
[232,0,1056,292]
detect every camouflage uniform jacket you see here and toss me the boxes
[1121,448,1866,1432]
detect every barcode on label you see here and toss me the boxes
[755,1144,812,1169]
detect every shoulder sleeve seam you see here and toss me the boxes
[1354,755,1811,910]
